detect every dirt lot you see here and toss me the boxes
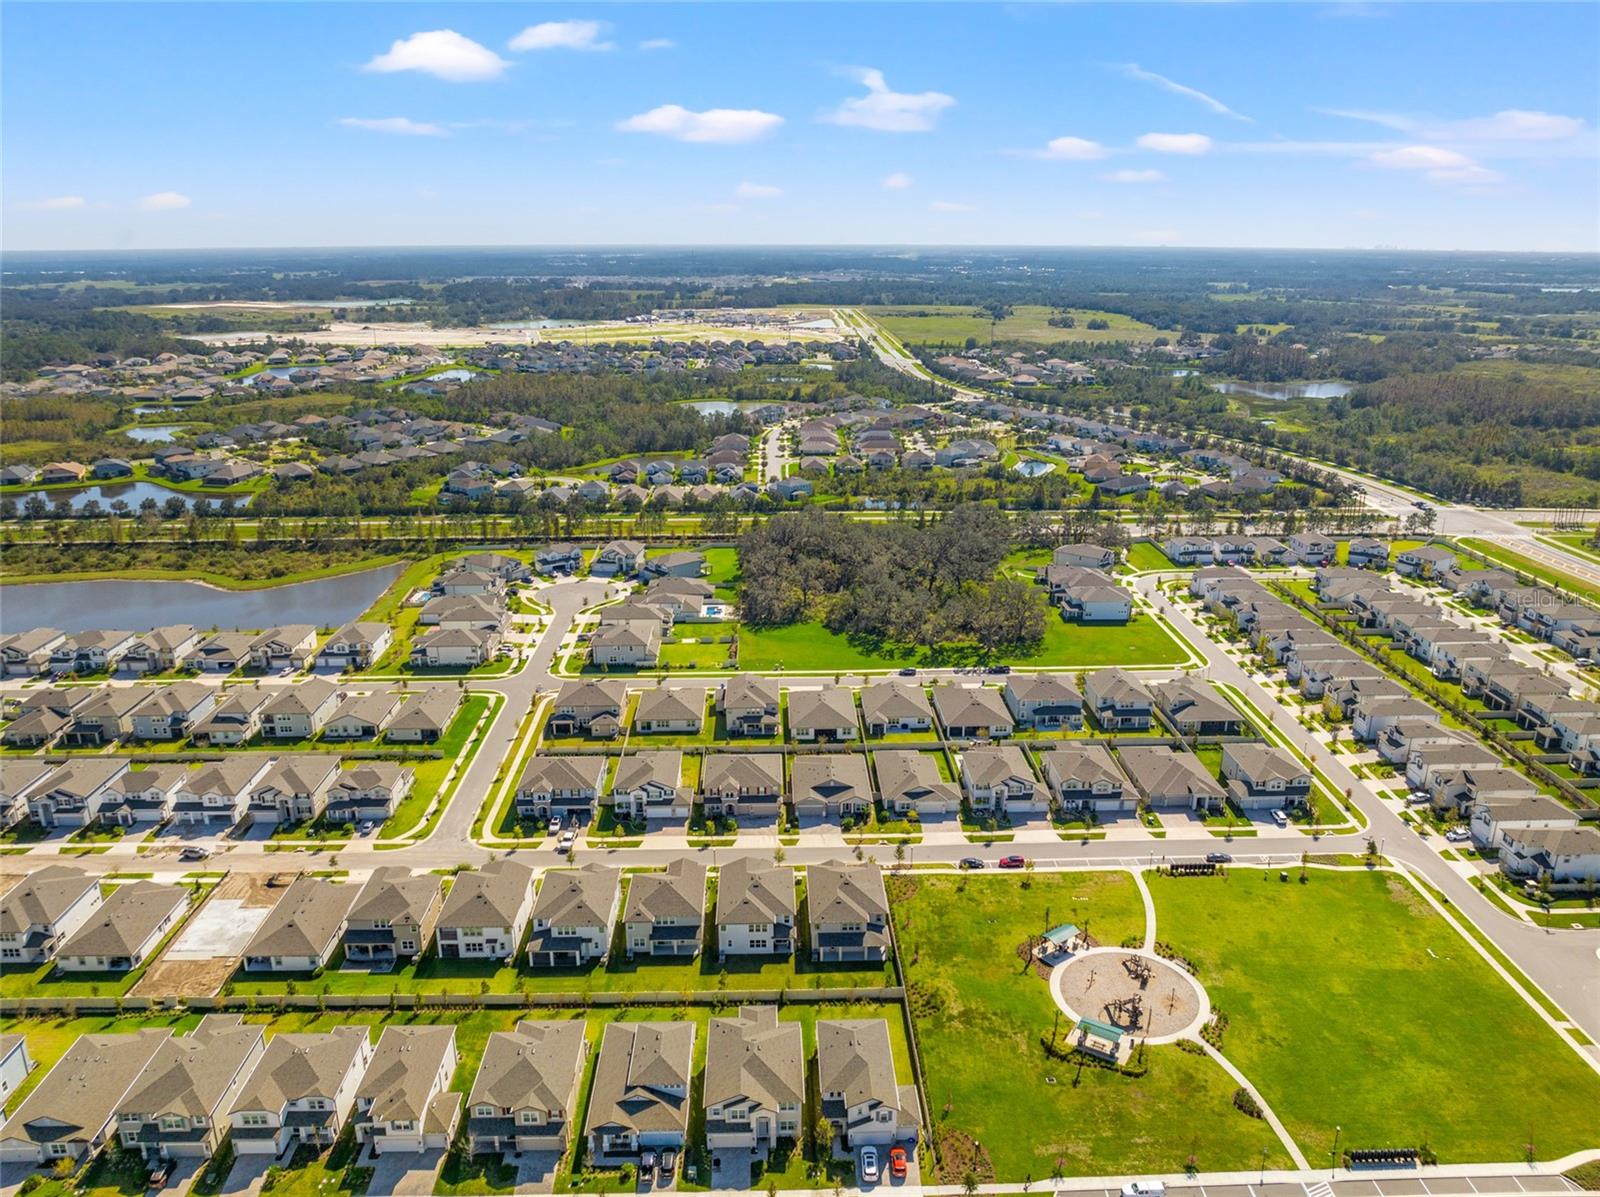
[130,871,288,998]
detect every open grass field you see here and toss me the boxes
[892,872,1290,1180]
[735,614,1188,673]
[862,304,1165,347]
[1150,869,1600,1164]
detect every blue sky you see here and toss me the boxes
[4,2,1597,252]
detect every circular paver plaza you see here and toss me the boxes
[1051,947,1210,1043]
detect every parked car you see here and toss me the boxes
[558,829,577,850]
[1445,826,1471,842]
[998,854,1025,869]
[1205,851,1232,863]
[641,1149,657,1174]
[860,1147,880,1183]
[987,665,1012,674]
[549,813,563,833]
[1122,1184,1166,1197]
[1271,809,1289,828]
[959,857,985,870]
[660,1149,677,1177]
[889,1147,908,1179]
[898,667,918,677]
[179,846,209,861]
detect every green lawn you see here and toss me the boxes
[863,304,1165,346]
[378,694,495,839]
[1151,869,1600,1164]
[1127,542,1182,571]
[891,872,1288,1180]
[736,615,1188,672]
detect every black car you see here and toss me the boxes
[898,667,918,677]
[959,856,985,870]
[1205,851,1232,864]
[987,664,1012,674]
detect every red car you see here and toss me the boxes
[998,854,1025,869]
[889,1148,909,1179]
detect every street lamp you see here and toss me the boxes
[1331,1126,1342,1176]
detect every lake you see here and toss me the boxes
[6,482,247,513]
[1013,459,1056,477]
[123,425,187,443]
[0,562,407,635]
[1212,380,1354,401]
[682,400,745,417]
[418,368,480,383]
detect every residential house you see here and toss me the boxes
[1346,538,1390,570]
[590,619,661,669]
[790,753,874,821]
[1,628,67,676]
[961,745,1045,814]
[191,685,273,746]
[583,1022,695,1161]
[931,684,1015,740]
[0,1030,171,1167]
[593,540,647,577]
[535,545,585,575]
[1151,680,1245,738]
[27,759,129,828]
[0,1035,32,1107]
[715,858,795,958]
[248,625,318,672]
[633,687,705,734]
[352,1026,461,1156]
[807,861,889,963]
[324,691,407,740]
[700,753,785,821]
[435,859,535,960]
[1498,824,1600,887]
[1221,744,1313,810]
[787,686,859,742]
[130,682,215,741]
[1039,743,1133,814]
[548,680,628,738]
[609,751,690,821]
[246,756,339,826]
[1002,674,1083,730]
[241,874,356,972]
[466,1020,589,1156]
[1287,533,1337,566]
[60,687,144,746]
[704,1007,804,1158]
[1396,544,1458,579]
[1085,669,1154,731]
[387,688,464,743]
[874,750,960,816]
[317,622,393,670]
[719,676,780,737]
[526,865,621,968]
[227,1027,374,1155]
[98,765,185,827]
[260,679,340,740]
[0,865,104,966]
[641,551,705,580]
[1118,747,1227,812]
[859,682,934,736]
[55,881,187,972]
[324,763,414,826]
[123,624,205,672]
[1052,543,1116,570]
[172,757,271,826]
[1469,793,1579,853]
[114,1016,266,1165]
[514,754,606,824]
[815,1020,919,1153]
[623,859,706,959]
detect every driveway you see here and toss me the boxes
[709,1147,755,1189]
[365,1146,444,1196]
[212,1154,276,1197]
[512,1150,562,1194]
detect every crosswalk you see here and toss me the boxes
[1305,1182,1335,1197]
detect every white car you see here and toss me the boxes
[1122,1184,1166,1197]
[859,1147,880,1183]
[1445,827,1471,843]
[558,829,577,850]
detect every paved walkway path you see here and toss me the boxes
[1200,1039,1312,1170]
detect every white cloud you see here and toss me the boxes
[1121,63,1251,122]
[1028,136,1108,160]
[139,191,191,211]
[929,200,975,213]
[617,104,783,143]
[1137,132,1212,155]
[26,195,87,210]
[736,181,782,199]
[365,30,509,82]
[881,171,913,189]
[1100,169,1166,184]
[1369,144,1503,184]
[824,68,955,133]
[509,20,612,52]
[1447,109,1585,142]
[639,38,676,51]
[1316,107,1417,132]
[340,116,447,137]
